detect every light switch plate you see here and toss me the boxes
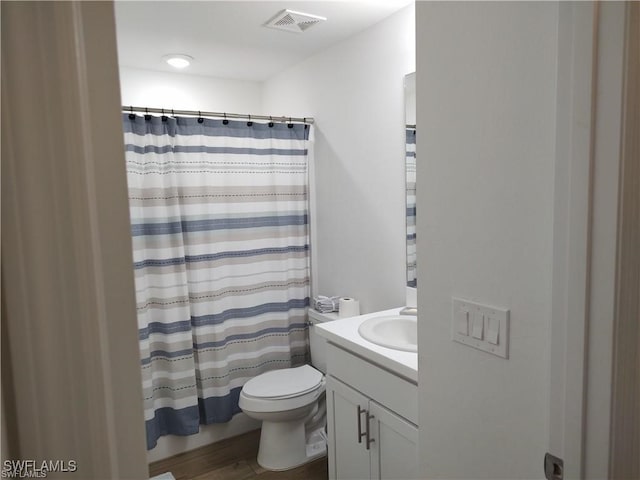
[452,297,509,358]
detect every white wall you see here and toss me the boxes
[263,5,415,314]
[416,2,558,478]
[119,66,263,113]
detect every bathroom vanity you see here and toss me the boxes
[315,308,418,480]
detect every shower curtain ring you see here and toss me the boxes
[198,111,204,123]
[128,105,135,120]
[161,108,168,122]
[268,116,274,128]
[287,117,293,128]
[223,112,229,125]
[247,114,253,127]
[144,107,151,121]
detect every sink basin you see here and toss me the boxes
[357,315,417,352]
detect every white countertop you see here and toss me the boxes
[314,307,418,383]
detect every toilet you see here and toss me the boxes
[238,308,338,471]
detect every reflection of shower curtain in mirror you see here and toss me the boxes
[406,127,417,287]
[123,114,311,449]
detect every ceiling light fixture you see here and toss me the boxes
[163,54,193,69]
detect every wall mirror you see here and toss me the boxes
[405,72,416,288]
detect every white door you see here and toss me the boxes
[326,376,371,480]
[369,401,419,480]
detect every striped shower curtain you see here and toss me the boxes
[406,127,416,288]
[123,114,311,449]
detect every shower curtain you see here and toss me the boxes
[123,114,311,449]
[406,127,417,288]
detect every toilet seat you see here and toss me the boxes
[243,365,323,399]
[239,365,325,413]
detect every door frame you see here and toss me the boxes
[548,3,599,475]
[609,2,640,478]
[550,2,638,478]
[1,2,148,477]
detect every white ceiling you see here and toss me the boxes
[114,1,414,81]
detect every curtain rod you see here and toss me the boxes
[123,106,314,125]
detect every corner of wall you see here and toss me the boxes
[261,4,415,314]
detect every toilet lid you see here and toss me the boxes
[242,365,323,399]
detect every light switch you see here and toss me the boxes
[456,309,469,335]
[452,297,509,358]
[472,312,484,339]
[487,316,500,344]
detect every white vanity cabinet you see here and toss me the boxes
[325,343,419,480]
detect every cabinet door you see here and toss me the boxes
[369,400,419,480]
[326,376,371,480]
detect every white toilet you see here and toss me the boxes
[238,309,338,471]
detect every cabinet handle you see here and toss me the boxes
[357,406,367,443]
[365,411,375,450]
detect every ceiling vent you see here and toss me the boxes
[264,9,326,34]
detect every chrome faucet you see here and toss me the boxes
[399,307,417,316]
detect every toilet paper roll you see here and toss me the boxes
[339,297,360,318]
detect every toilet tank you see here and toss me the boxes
[307,309,339,374]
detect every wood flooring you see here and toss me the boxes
[149,429,328,480]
